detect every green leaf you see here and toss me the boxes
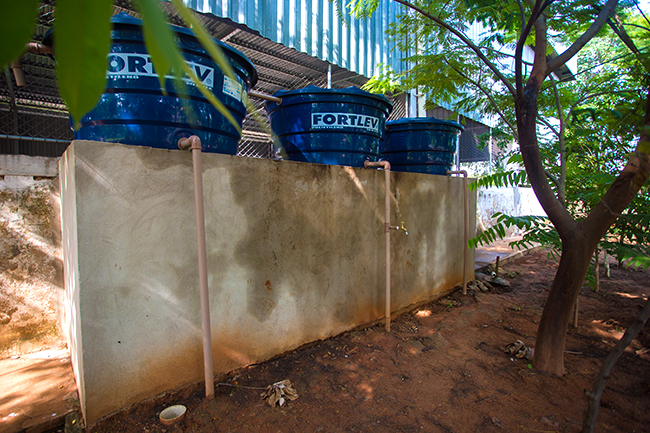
[134,0,240,132]
[55,0,113,126]
[179,61,240,133]
[0,0,39,70]
[169,0,240,131]
[170,0,235,80]
[135,0,185,90]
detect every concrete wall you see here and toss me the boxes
[477,186,546,235]
[60,141,476,424]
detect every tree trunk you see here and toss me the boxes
[593,248,600,292]
[520,84,650,375]
[533,229,598,375]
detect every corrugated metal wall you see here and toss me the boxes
[184,0,407,79]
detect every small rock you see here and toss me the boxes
[0,312,11,324]
[403,339,425,353]
[540,416,560,429]
[475,272,489,280]
[487,276,511,287]
[491,417,503,429]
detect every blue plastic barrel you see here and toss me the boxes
[265,85,392,167]
[382,118,463,175]
[73,13,258,154]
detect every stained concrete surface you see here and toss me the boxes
[0,238,530,433]
[474,236,541,270]
[60,141,477,423]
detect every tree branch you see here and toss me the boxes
[515,0,552,96]
[584,87,650,236]
[582,296,650,432]
[549,75,567,206]
[606,11,650,73]
[515,8,582,236]
[547,0,619,75]
[623,22,650,32]
[569,47,649,82]
[634,0,650,27]
[569,89,643,114]
[446,62,520,141]
[545,169,560,189]
[517,0,526,31]
[392,0,517,97]
[537,115,559,138]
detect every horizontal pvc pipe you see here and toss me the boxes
[0,134,71,144]
[247,90,282,104]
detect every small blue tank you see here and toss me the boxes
[265,85,392,167]
[73,13,258,154]
[383,117,464,175]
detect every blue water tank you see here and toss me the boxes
[383,117,464,175]
[265,85,392,167]
[73,13,258,154]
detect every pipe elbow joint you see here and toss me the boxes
[178,135,202,151]
[364,160,391,170]
[446,169,467,177]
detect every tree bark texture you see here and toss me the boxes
[532,228,599,375]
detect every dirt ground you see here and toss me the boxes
[91,250,649,433]
[0,179,64,358]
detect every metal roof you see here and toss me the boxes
[183,0,406,79]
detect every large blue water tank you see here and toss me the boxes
[73,13,258,154]
[265,85,392,167]
[383,117,463,175]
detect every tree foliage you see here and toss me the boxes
[362,0,650,272]
[352,0,650,378]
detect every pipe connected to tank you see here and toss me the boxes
[364,160,407,332]
[446,170,469,295]
[178,135,214,398]
[11,43,54,87]
[247,90,282,104]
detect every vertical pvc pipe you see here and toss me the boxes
[178,136,214,398]
[384,166,391,332]
[365,160,392,332]
[447,170,468,295]
[327,64,332,88]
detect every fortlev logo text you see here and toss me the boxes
[312,113,380,133]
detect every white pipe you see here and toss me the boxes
[327,64,332,89]
[178,136,215,399]
[26,42,53,55]
[247,90,282,104]
[11,43,54,87]
[10,61,26,87]
[446,170,469,295]
[364,160,398,332]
